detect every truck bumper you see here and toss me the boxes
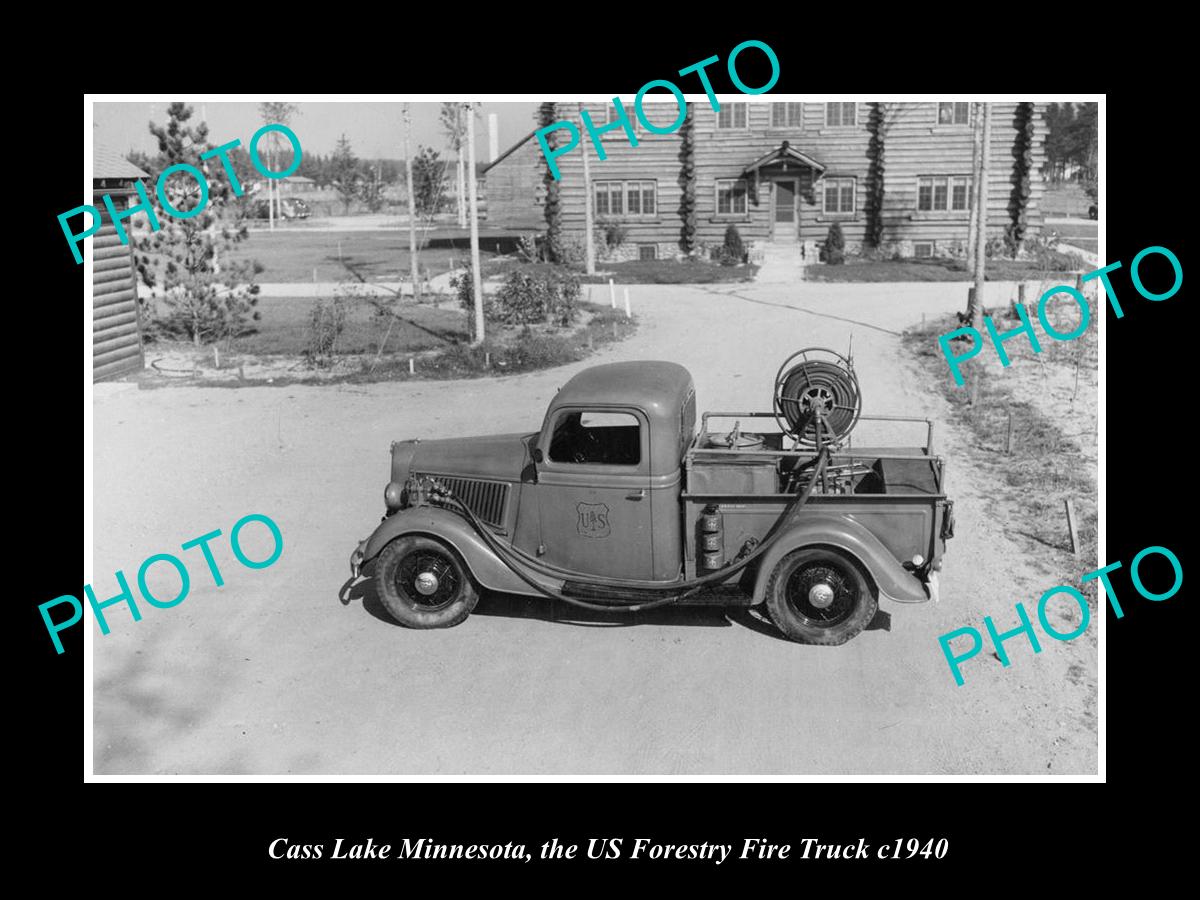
[925,569,940,603]
[350,539,368,579]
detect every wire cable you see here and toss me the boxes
[429,446,831,613]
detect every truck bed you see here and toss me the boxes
[687,446,941,497]
[679,412,950,580]
[684,412,945,498]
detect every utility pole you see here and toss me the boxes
[267,139,276,232]
[582,130,596,276]
[404,104,419,300]
[457,106,467,228]
[466,103,484,345]
[966,103,982,263]
[968,102,992,331]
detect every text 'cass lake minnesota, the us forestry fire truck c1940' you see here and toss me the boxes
[349,349,955,645]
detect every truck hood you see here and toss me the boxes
[405,432,537,482]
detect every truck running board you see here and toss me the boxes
[560,580,750,606]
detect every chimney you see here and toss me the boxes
[488,113,499,163]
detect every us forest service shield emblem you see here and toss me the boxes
[576,502,611,538]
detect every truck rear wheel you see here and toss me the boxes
[765,547,877,645]
[376,536,480,629]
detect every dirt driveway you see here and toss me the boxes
[92,278,1097,775]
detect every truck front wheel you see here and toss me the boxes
[764,547,878,645]
[376,536,480,629]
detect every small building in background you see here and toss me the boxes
[251,174,318,195]
[481,132,544,230]
[93,144,149,382]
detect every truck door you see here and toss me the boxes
[533,407,655,580]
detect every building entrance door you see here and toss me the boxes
[773,179,797,242]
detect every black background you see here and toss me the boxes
[21,22,1189,888]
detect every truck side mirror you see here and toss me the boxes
[532,447,544,464]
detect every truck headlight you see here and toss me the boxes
[384,481,406,512]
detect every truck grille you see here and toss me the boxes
[416,473,509,529]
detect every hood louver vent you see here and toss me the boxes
[416,473,509,529]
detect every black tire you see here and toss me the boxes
[764,547,878,645]
[375,535,480,629]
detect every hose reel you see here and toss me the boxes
[773,347,861,449]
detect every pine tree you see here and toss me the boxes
[678,105,697,254]
[1005,102,1036,256]
[864,103,886,250]
[412,146,448,218]
[135,102,261,346]
[329,135,361,214]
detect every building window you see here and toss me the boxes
[715,179,748,215]
[914,241,935,258]
[825,102,857,127]
[716,103,748,129]
[600,102,640,136]
[937,102,970,125]
[771,102,803,128]
[917,175,972,212]
[639,244,658,261]
[822,177,856,215]
[595,180,657,218]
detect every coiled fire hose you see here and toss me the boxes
[430,446,832,613]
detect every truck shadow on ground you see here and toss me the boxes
[339,576,890,642]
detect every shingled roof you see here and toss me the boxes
[94,143,149,180]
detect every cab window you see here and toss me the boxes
[548,411,641,465]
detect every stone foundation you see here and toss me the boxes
[598,241,686,263]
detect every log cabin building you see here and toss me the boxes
[92,144,150,381]
[484,101,1046,262]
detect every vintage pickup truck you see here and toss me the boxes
[350,353,954,645]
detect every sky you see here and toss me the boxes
[93,101,542,161]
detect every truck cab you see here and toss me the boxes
[351,357,953,646]
[513,361,694,583]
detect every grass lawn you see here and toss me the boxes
[212,231,499,284]
[903,313,1097,591]
[143,298,638,385]
[222,295,469,356]
[806,257,1085,282]
[1046,221,1098,253]
[578,259,759,284]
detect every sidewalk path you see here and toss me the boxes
[753,243,807,284]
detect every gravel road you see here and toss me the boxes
[92,278,1097,774]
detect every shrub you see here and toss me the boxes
[596,217,629,251]
[556,233,587,266]
[1025,233,1086,271]
[825,222,845,265]
[304,295,347,367]
[451,263,476,312]
[717,224,747,266]
[516,234,539,263]
[488,265,581,327]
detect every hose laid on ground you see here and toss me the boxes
[432,446,831,613]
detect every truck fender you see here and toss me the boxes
[751,512,930,605]
[361,507,549,599]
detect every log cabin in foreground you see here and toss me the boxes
[484,101,1046,262]
[93,144,150,381]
